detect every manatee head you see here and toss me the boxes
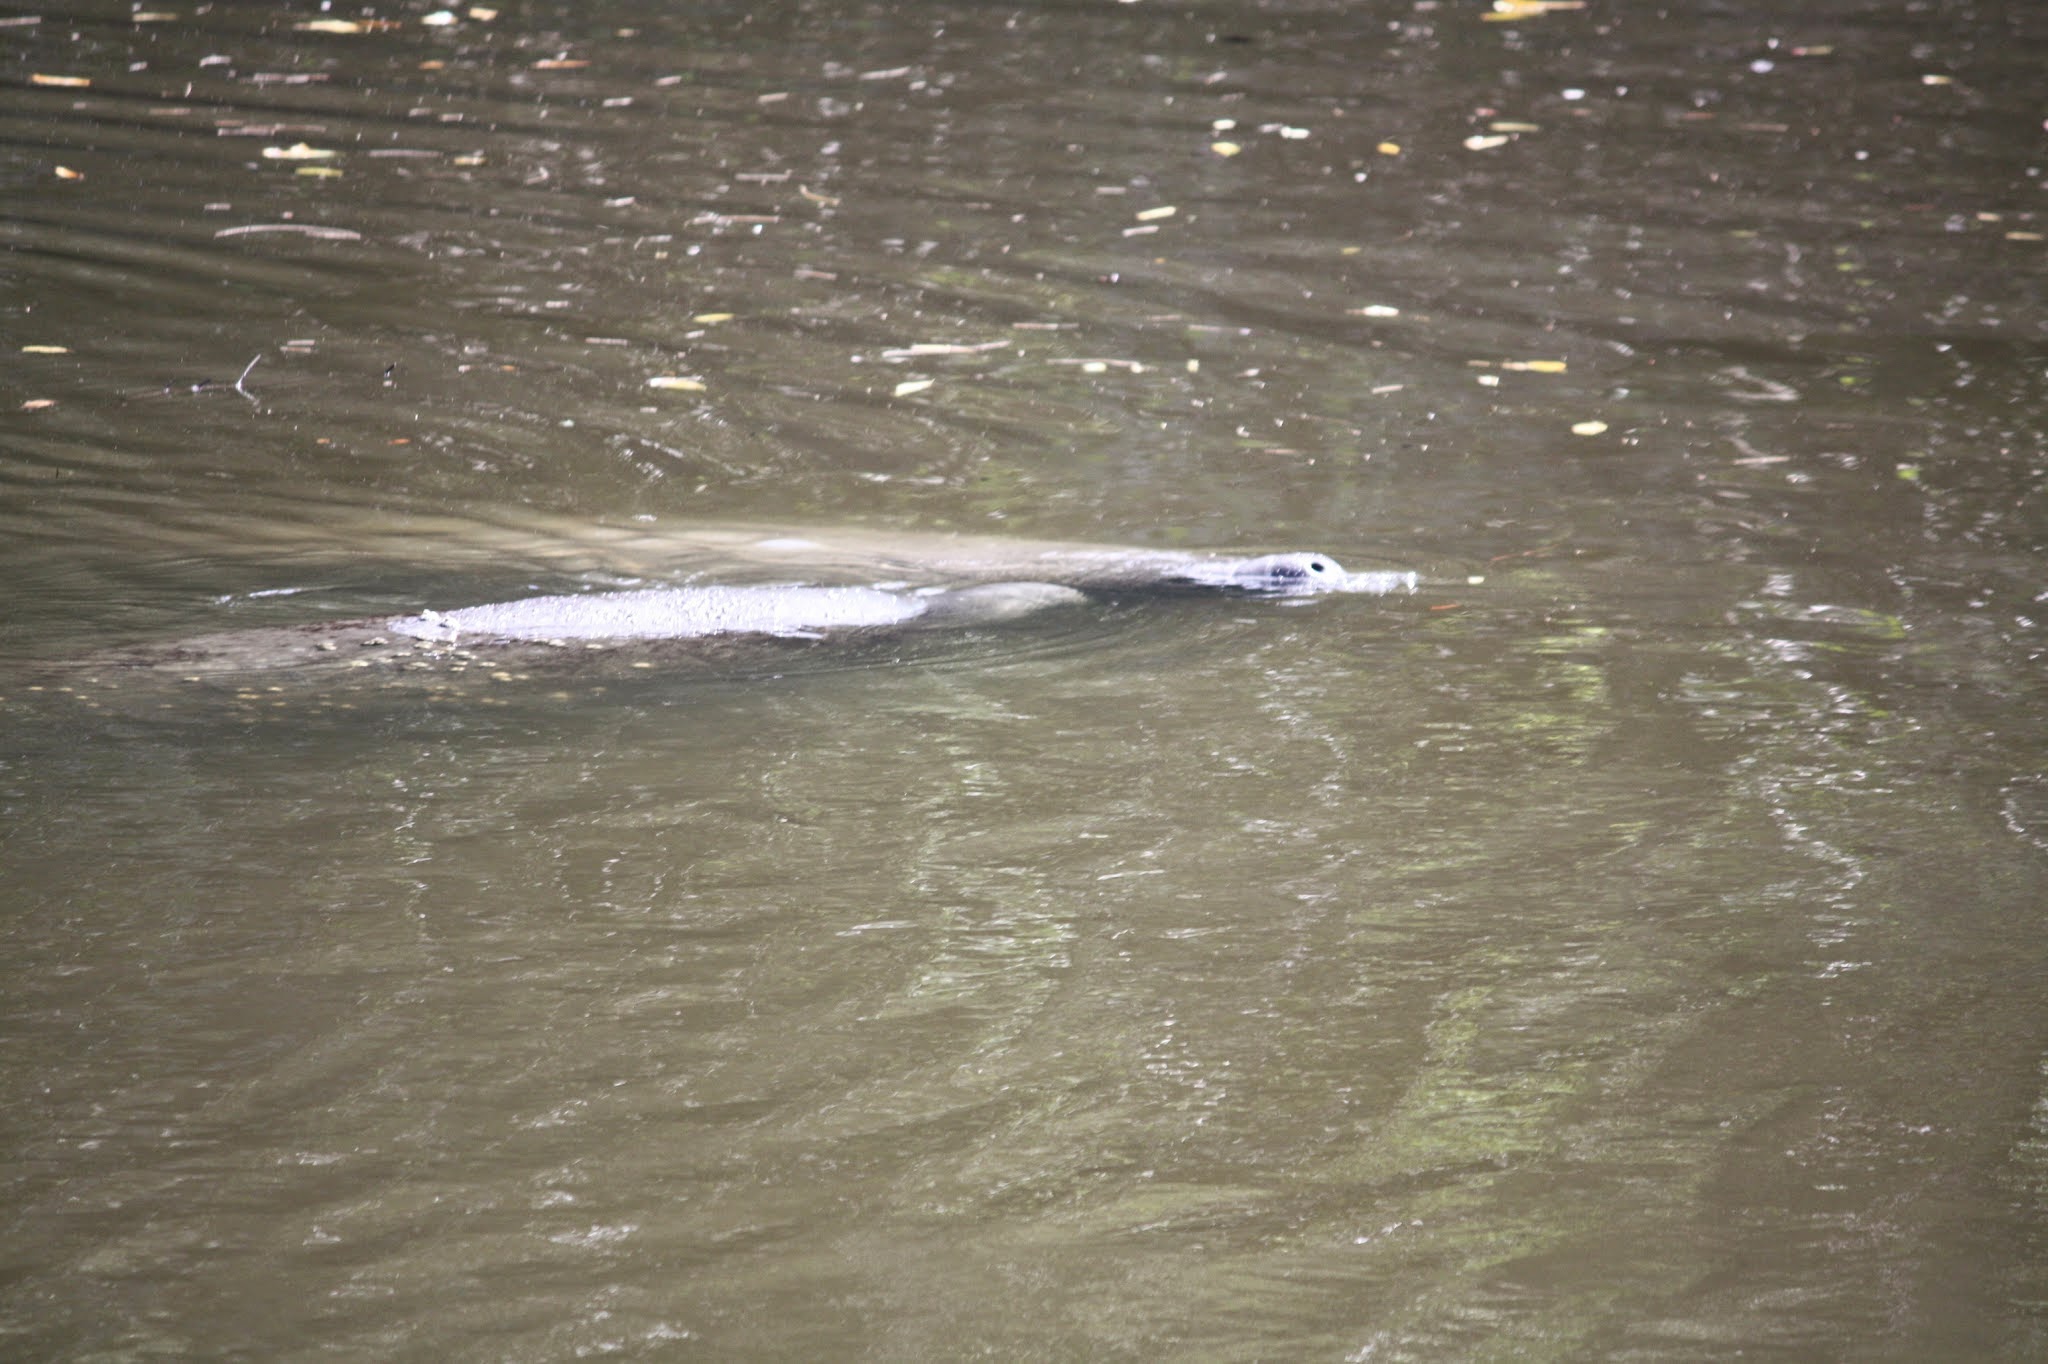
[1224,552,1350,594]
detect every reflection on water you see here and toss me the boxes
[4,0,2047,1358]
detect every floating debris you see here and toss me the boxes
[1570,420,1609,436]
[214,223,362,240]
[892,379,935,397]
[294,18,402,33]
[1484,0,1586,19]
[880,341,1006,359]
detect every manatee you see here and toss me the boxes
[21,528,1417,697]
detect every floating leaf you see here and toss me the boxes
[1463,134,1511,150]
[1502,358,1567,373]
[54,165,83,180]
[1211,141,1242,157]
[294,18,399,33]
[1484,0,1586,18]
[881,341,1005,359]
[295,166,344,178]
[21,345,70,354]
[647,376,705,391]
[214,223,363,240]
[892,378,935,397]
[263,142,336,160]
[1570,420,1608,436]
[1349,304,1401,318]
[1377,141,1401,155]
[692,312,734,324]
[533,58,590,69]
[31,73,91,87]
[22,399,57,411]
[1135,205,1177,222]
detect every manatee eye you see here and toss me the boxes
[1308,559,1329,574]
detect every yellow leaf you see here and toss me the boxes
[1135,205,1177,222]
[892,379,935,397]
[22,345,70,354]
[263,142,336,161]
[32,73,91,87]
[647,376,705,391]
[1502,359,1567,373]
[1210,141,1241,157]
[1570,420,1608,436]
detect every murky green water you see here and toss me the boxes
[4,1,2046,1358]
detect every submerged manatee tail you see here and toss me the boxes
[910,581,1088,627]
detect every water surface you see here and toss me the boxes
[3,1,2046,1358]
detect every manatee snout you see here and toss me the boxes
[1225,552,1349,593]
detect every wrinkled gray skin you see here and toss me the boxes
[38,536,1415,691]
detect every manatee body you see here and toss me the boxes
[32,533,1416,694]
[388,581,1085,645]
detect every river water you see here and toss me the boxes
[3,1,2045,1358]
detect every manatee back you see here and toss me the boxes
[390,584,928,642]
